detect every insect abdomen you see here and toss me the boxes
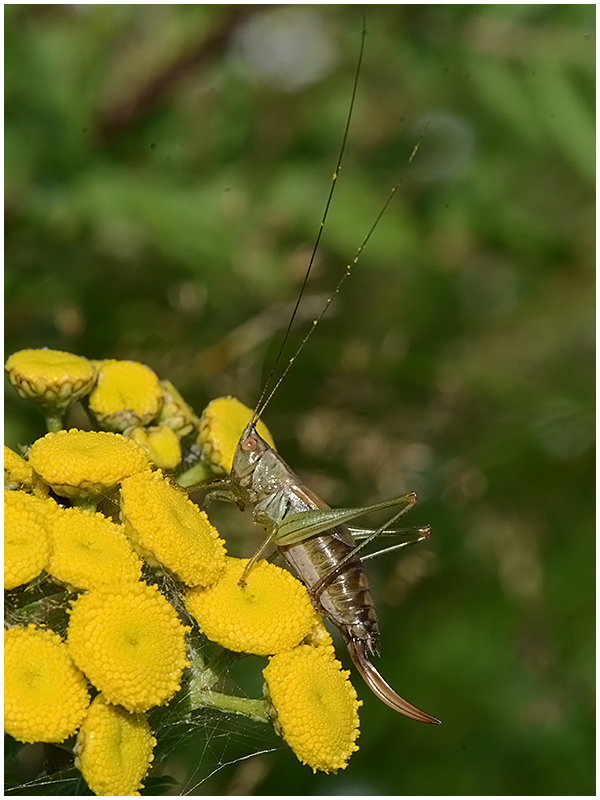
[281,526,380,655]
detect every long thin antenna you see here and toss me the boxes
[253,132,426,423]
[250,20,367,425]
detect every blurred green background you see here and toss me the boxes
[5,4,595,796]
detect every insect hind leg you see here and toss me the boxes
[311,494,423,599]
[354,525,431,561]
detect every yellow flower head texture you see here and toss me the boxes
[185,557,315,656]
[75,694,156,796]
[46,505,142,591]
[4,349,96,412]
[67,581,189,713]
[5,625,90,744]
[88,360,162,432]
[263,644,362,773]
[157,378,201,439]
[120,469,226,587]
[4,490,54,590]
[28,429,149,499]
[128,425,182,471]
[4,445,36,491]
[198,396,276,474]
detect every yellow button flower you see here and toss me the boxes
[120,470,226,587]
[128,425,182,470]
[5,349,96,413]
[157,379,201,439]
[46,506,142,591]
[28,429,150,499]
[88,360,162,432]
[4,490,54,590]
[263,644,361,773]
[5,625,90,743]
[304,614,334,648]
[4,446,47,498]
[67,581,189,713]
[199,397,276,474]
[4,445,35,491]
[75,694,156,796]
[185,557,315,656]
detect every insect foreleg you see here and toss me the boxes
[200,479,235,505]
[238,527,278,588]
[201,477,253,512]
[273,491,418,547]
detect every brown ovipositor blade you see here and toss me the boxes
[344,635,441,725]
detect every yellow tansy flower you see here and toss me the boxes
[46,506,142,591]
[88,360,162,432]
[304,613,334,648]
[5,445,34,490]
[157,379,201,439]
[4,490,54,590]
[67,581,189,713]
[263,644,361,773]
[120,470,226,587]
[128,425,182,470]
[5,625,90,743]
[198,396,276,474]
[185,557,315,656]
[4,446,47,498]
[5,349,96,413]
[75,694,156,796]
[28,429,149,499]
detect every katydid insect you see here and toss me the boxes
[205,23,439,725]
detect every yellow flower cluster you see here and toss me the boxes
[5,349,363,788]
[3,431,199,791]
[4,349,202,470]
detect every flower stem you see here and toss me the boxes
[176,462,215,488]
[43,411,64,432]
[188,688,270,724]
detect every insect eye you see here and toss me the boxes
[242,437,257,452]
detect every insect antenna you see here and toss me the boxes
[250,20,367,426]
[253,129,427,424]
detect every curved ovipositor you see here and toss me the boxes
[343,633,440,724]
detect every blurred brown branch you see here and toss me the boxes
[97,6,263,143]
